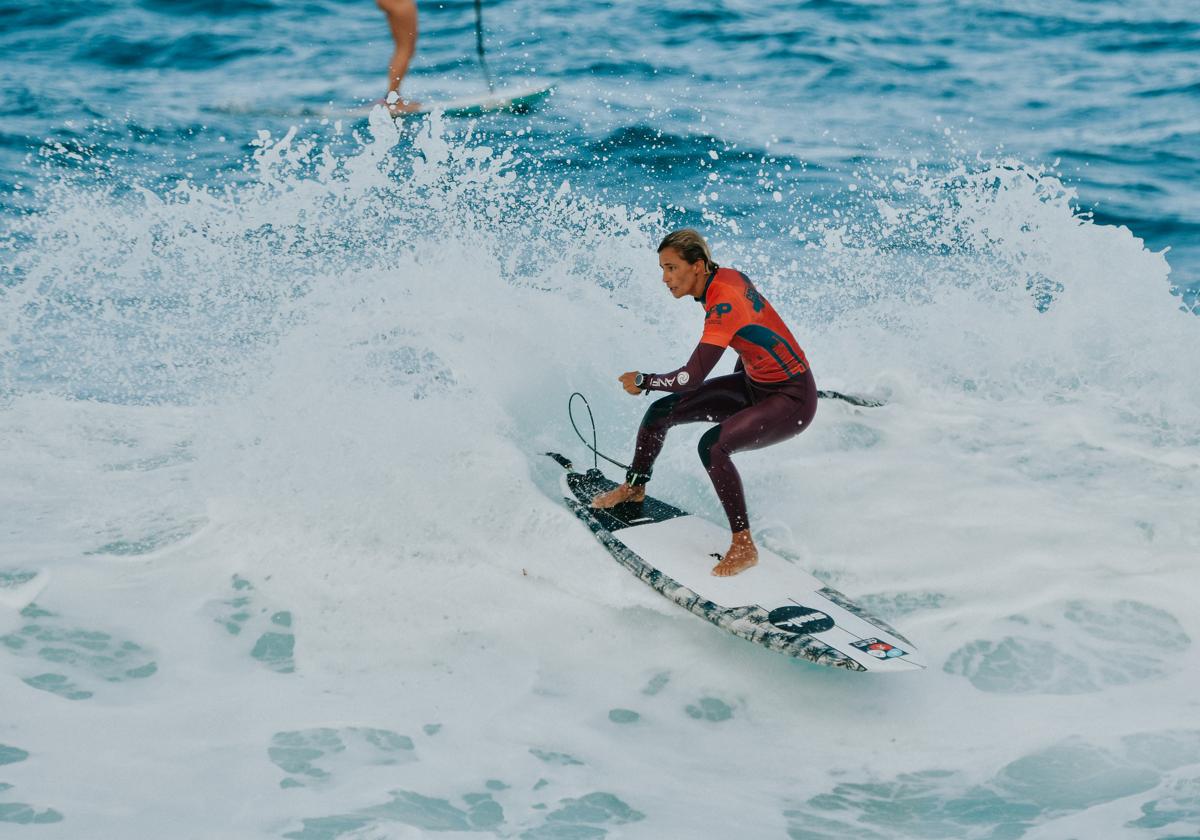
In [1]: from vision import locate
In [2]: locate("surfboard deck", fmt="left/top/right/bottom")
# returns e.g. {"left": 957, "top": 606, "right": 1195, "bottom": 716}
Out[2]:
{"left": 212, "top": 85, "right": 553, "bottom": 121}
{"left": 548, "top": 453, "right": 924, "bottom": 673}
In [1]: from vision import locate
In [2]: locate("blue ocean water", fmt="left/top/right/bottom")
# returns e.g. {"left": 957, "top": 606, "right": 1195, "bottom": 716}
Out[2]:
{"left": 1, "top": 1, "right": 1199, "bottom": 838}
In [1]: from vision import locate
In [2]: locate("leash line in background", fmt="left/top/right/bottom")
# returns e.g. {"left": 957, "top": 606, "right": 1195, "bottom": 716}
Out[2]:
{"left": 474, "top": 0, "right": 494, "bottom": 93}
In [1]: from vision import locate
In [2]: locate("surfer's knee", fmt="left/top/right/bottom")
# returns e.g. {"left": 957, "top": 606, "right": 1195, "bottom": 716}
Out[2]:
{"left": 641, "top": 393, "right": 681, "bottom": 430}
{"left": 698, "top": 425, "right": 723, "bottom": 469}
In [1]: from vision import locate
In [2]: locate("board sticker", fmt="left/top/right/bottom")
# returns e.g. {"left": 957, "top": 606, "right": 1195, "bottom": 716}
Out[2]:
{"left": 850, "top": 638, "right": 908, "bottom": 659}
{"left": 767, "top": 605, "right": 835, "bottom": 635}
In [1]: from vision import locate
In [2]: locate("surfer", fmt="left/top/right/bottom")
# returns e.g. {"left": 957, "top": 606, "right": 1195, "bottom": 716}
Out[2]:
{"left": 591, "top": 229, "right": 817, "bottom": 577}
{"left": 377, "top": 0, "right": 421, "bottom": 113}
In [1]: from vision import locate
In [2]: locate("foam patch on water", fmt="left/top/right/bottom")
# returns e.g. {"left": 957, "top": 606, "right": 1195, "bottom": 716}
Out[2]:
{"left": 784, "top": 730, "right": 1200, "bottom": 839}
{"left": 944, "top": 599, "right": 1190, "bottom": 695}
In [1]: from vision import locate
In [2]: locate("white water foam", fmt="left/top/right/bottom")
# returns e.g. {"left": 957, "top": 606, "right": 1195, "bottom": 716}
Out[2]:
{"left": 1, "top": 116, "right": 1198, "bottom": 837}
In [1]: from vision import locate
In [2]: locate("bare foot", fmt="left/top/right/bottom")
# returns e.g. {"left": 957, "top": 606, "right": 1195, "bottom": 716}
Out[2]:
{"left": 591, "top": 482, "right": 646, "bottom": 509}
{"left": 712, "top": 530, "right": 758, "bottom": 576}
{"left": 378, "top": 96, "right": 422, "bottom": 115}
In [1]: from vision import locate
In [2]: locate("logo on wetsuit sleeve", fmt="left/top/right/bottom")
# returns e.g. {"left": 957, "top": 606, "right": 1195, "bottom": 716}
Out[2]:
{"left": 850, "top": 638, "right": 908, "bottom": 659}
{"left": 705, "top": 302, "right": 733, "bottom": 320}
{"left": 767, "top": 605, "right": 835, "bottom": 635}
{"left": 744, "top": 287, "right": 764, "bottom": 312}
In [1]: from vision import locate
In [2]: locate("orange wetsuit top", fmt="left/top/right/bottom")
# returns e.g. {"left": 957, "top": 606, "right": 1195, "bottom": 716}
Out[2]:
{"left": 644, "top": 267, "right": 809, "bottom": 392}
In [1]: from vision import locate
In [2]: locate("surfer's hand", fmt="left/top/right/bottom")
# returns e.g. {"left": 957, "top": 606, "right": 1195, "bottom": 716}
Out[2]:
{"left": 619, "top": 371, "right": 642, "bottom": 395}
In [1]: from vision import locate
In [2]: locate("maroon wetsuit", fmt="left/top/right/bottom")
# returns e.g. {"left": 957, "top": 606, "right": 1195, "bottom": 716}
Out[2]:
{"left": 628, "top": 268, "right": 817, "bottom": 533}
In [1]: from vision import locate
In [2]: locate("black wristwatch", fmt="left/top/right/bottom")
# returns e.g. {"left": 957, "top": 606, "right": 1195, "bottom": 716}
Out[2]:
{"left": 634, "top": 373, "right": 645, "bottom": 390}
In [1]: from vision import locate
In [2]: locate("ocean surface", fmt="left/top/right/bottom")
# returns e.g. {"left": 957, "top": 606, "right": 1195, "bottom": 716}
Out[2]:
{"left": 2, "top": 0, "right": 1199, "bottom": 837}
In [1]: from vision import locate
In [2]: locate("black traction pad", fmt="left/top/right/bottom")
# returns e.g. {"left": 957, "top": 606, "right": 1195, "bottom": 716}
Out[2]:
{"left": 560, "top": 463, "right": 689, "bottom": 533}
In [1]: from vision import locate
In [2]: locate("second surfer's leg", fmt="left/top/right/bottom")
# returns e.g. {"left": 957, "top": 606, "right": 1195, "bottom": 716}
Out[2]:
{"left": 592, "top": 375, "right": 749, "bottom": 509}
{"left": 377, "top": 0, "right": 420, "bottom": 111}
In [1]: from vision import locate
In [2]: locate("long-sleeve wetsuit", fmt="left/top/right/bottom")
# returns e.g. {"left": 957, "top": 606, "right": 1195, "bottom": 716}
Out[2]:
{"left": 628, "top": 267, "right": 817, "bottom": 533}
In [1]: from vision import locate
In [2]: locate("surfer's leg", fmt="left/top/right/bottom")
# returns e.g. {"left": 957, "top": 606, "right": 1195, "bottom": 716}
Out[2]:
{"left": 699, "top": 377, "right": 818, "bottom": 575}
{"left": 377, "top": 0, "right": 420, "bottom": 109}
{"left": 592, "top": 374, "right": 749, "bottom": 509}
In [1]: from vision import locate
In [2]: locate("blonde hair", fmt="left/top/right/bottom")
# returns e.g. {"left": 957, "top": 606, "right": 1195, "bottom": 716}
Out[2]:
{"left": 657, "top": 228, "right": 718, "bottom": 273}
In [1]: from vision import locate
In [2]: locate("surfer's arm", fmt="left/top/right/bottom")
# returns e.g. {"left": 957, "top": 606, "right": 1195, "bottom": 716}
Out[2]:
{"left": 642, "top": 342, "right": 724, "bottom": 392}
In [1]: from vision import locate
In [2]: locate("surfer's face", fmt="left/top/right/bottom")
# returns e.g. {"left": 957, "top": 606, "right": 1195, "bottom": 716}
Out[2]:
{"left": 659, "top": 248, "right": 707, "bottom": 299}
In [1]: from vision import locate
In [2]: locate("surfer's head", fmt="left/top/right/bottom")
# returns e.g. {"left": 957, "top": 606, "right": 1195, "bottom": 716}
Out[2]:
{"left": 658, "top": 228, "right": 717, "bottom": 299}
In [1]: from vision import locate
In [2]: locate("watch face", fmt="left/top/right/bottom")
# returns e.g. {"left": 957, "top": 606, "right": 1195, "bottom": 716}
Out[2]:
{"left": 635, "top": 374, "right": 644, "bottom": 387}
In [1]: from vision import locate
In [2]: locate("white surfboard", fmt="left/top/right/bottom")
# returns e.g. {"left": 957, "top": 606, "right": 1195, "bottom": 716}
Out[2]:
{"left": 217, "top": 85, "right": 555, "bottom": 121}
{"left": 549, "top": 453, "right": 925, "bottom": 673}
{"left": 344, "top": 84, "right": 554, "bottom": 119}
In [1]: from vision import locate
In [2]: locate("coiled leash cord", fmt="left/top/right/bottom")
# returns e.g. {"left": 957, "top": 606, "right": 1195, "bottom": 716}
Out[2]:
{"left": 567, "top": 392, "right": 631, "bottom": 473}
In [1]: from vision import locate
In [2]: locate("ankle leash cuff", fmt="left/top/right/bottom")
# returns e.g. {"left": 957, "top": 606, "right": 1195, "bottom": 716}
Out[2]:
{"left": 625, "top": 469, "right": 652, "bottom": 487}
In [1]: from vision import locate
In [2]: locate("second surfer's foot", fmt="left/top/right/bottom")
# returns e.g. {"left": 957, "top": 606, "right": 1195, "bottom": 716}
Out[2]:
{"left": 591, "top": 482, "right": 646, "bottom": 509}
{"left": 379, "top": 96, "right": 422, "bottom": 115}
{"left": 712, "top": 530, "right": 758, "bottom": 577}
